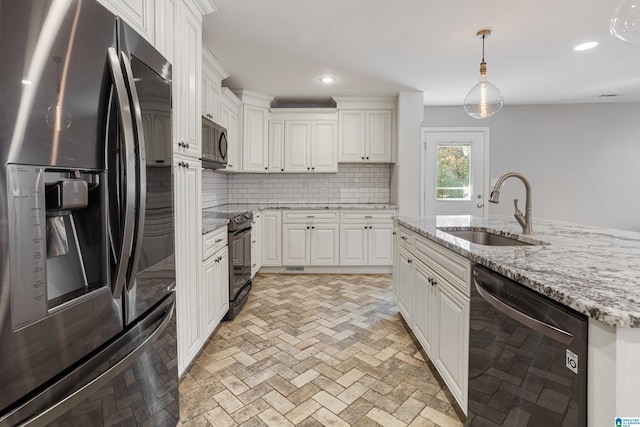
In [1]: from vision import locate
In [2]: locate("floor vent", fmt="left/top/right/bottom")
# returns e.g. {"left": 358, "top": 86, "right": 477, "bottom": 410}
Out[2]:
{"left": 285, "top": 266, "right": 304, "bottom": 272}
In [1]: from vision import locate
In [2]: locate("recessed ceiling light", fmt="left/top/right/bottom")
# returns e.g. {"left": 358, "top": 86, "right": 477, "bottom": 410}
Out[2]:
{"left": 574, "top": 41, "right": 598, "bottom": 51}
{"left": 319, "top": 76, "right": 336, "bottom": 84}
{"left": 21, "top": 79, "right": 32, "bottom": 85}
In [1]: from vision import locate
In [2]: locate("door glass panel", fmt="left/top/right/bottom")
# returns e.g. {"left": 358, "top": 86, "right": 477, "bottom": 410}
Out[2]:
{"left": 436, "top": 145, "right": 471, "bottom": 200}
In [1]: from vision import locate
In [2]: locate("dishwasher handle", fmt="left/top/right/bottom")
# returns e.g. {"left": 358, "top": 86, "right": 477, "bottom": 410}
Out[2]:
{"left": 474, "top": 278, "right": 574, "bottom": 345}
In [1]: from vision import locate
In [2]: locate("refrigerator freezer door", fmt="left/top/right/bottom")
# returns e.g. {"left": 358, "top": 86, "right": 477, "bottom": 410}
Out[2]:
{"left": 0, "top": 1, "right": 125, "bottom": 413}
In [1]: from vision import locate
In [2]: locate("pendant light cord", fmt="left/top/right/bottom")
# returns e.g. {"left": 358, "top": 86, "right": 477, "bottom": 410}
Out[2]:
{"left": 482, "top": 34, "right": 486, "bottom": 62}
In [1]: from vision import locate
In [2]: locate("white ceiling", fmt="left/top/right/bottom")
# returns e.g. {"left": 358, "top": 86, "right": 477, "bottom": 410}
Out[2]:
{"left": 202, "top": 0, "right": 640, "bottom": 106}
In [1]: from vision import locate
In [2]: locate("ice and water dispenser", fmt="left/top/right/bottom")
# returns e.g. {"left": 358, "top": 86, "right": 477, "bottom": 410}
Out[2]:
{"left": 7, "top": 165, "right": 108, "bottom": 330}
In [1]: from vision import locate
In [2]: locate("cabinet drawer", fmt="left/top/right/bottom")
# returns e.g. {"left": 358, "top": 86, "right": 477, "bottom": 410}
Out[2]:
{"left": 398, "top": 227, "right": 415, "bottom": 251}
{"left": 203, "top": 226, "right": 227, "bottom": 260}
{"left": 341, "top": 210, "right": 395, "bottom": 222}
{"left": 415, "top": 237, "right": 469, "bottom": 295}
{"left": 283, "top": 210, "right": 339, "bottom": 223}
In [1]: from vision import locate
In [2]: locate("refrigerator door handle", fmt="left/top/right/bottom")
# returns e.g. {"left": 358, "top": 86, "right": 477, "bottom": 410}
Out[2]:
{"left": 107, "top": 47, "right": 136, "bottom": 299}
{"left": 120, "top": 52, "right": 147, "bottom": 293}
{"left": 13, "top": 299, "right": 175, "bottom": 427}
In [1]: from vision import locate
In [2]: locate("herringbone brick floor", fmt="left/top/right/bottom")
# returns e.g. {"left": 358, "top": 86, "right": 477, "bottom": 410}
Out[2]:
{"left": 178, "top": 274, "right": 464, "bottom": 426}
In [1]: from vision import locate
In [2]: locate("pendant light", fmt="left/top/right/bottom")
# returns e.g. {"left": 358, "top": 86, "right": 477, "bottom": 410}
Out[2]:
{"left": 610, "top": 0, "right": 640, "bottom": 45}
{"left": 463, "top": 29, "right": 504, "bottom": 119}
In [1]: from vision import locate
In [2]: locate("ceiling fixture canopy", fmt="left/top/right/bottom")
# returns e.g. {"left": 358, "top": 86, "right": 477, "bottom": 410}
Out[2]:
{"left": 611, "top": 0, "right": 640, "bottom": 45}
{"left": 319, "top": 76, "right": 336, "bottom": 84}
{"left": 463, "top": 29, "right": 504, "bottom": 119}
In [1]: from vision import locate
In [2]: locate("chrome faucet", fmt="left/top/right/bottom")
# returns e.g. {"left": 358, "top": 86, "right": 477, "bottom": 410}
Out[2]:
{"left": 489, "top": 172, "right": 533, "bottom": 235}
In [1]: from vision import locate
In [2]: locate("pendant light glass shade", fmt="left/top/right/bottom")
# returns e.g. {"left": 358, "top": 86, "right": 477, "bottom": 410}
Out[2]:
{"left": 463, "top": 70, "right": 504, "bottom": 119}
{"left": 610, "top": 0, "right": 640, "bottom": 45}
{"left": 463, "top": 29, "right": 503, "bottom": 119}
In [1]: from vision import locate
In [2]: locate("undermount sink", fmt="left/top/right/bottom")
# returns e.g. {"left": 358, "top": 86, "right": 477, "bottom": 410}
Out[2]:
{"left": 437, "top": 227, "right": 548, "bottom": 247}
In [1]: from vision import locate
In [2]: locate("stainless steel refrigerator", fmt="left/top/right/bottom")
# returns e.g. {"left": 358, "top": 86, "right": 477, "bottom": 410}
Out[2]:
{"left": 0, "top": 1, "right": 178, "bottom": 425}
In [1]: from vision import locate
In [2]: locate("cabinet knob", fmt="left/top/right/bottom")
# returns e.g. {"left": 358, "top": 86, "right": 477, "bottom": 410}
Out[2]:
{"left": 215, "top": 238, "right": 223, "bottom": 243}
{"left": 306, "top": 226, "right": 310, "bottom": 229}
{"left": 401, "top": 236, "right": 408, "bottom": 241}
{"left": 361, "top": 156, "right": 365, "bottom": 160}
{"left": 408, "top": 259, "right": 412, "bottom": 264}
{"left": 265, "top": 167, "right": 268, "bottom": 170}
{"left": 312, "top": 226, "right": 315, "bottom": 229}
{"left": 307, "top": 167, "right": 310, "bottom": 171}
{"left": 311, "top": 167, "right": 315, "bottom": 171}
{"left": 281, "top": 168, "right": 284, "bottom": 171}
{"left": 366, "top": 157, "right": 369, "bottom": 160}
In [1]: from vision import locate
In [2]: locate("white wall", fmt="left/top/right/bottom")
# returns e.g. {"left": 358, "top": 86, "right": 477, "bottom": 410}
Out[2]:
{"left": 394, "top": 91, "right": 424, "bottom": 217}
{"left": 423, "top": 103, "right": 640, "bottom": 230}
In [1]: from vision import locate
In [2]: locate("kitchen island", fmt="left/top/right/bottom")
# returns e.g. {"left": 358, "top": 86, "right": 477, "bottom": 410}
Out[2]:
{"left": 394, "top": 214, "right": 640, "bottom": 426}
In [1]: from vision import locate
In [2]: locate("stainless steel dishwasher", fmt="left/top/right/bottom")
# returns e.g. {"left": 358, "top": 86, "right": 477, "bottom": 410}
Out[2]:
{"left": 467, "top": 265, "right": 588, "bottom": 426}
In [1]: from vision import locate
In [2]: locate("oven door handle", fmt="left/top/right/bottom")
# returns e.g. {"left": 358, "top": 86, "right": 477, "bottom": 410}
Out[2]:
{"left": 230, "top": 227, "right": 251, "bottom": 238}
{"left": 474, "top": 278, "right": 573, "bottom": 345}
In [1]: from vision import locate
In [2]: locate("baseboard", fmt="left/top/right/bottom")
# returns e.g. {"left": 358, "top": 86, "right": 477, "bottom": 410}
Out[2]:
{"left": 258, "top": 265, "right": 393, "bottom": 274}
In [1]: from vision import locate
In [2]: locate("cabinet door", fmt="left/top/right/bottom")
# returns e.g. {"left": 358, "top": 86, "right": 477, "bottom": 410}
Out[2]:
{"left": 311, "top": 225, "right": 339, "bottom": 265}
{"left": 311, "top": 121, "right": 337, "bottom": 172}
{"left": 282, "top": 224, "right": 309, "bottom": 266}
{"left": 220, "top": 101, "right": 240, "bottom": 171}
{"left": 340, "top": 224, "right": 367, "bottom": 265}
{"left": 392, "top": 226, "right": 399, "bottom": 302}
{"left": 154, "top": 0, "right": 176, "bottom": 63}
{"left": 216, "top": 246, "right": 229, "bottom": 323}
{"left": 201, "top": 68, "right": 212, "bottom": 119}
{"left": 269, "top": 120, "right": 285, "bottom": 172}
{"left": 201, "top": 254, "right": 218, "bottom": 339}
{"left": 396, "top": 247, "right": 413, "bottom": 324}
{"left": 284, "top": 121, "right": 311, "bottom": 172}
{"left": 251, "top": 213, "right": 262, "bottom": 277}
{"left": 413, "top": 259, "right": 437, "bottom": 358}
{"left": 261, "top": 211, "right": 282, "bottom": 266}
{"left": 366, "top": 110, "right": 392, "bottom": 162}
{"left": 98, "top": 0, "right": 154, "bottom": 43}
{"left": 175, "top": 2, "right": 201, "bottom": 157}
{"left": 242, "top": 105, "right": 269, "bottom": 172}
{"left": 174, "top": 159, "right": 202, "bottom": 374}
{"left": 338, "top": 110, "right": 365, "bottom": 162}
{"left": 368, "top": 224, "right": 393, "bottom": 265}
{"left": 435, "top": 282, "right": 468, "bottom": 408}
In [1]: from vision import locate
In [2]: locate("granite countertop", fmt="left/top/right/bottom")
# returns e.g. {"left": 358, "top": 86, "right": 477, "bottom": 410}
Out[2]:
{"left": 202, "top": 204, "right": 398, "bottom": 234}
{"left": 395, "top": 215, "right": 640, "bottom": 328}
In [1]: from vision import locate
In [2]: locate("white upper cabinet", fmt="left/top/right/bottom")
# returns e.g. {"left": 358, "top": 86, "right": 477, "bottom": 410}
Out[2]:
{"left": 338, "top": 109, "right": 393, "bottom": 163}
{"left": 202, "top": 49, "right": 229, "bottom": 123}
{"left": 154, "top": 0, "right": 176, "bottom": 63}
{"left": 268, "top": 120, "right": 285, "bottom": 172}
{"left": 366, "top": 110, "right": 393, "bottom": 162}
{"left": 174, "top": 1, "right": 202, "bottom": 158}
{"left": 284, "top": 121, "right": 312, "bottom": 172}
{"left": 269, "top": 110, "right": 338, "bottom": 173}
{"left": 98, "top": 0, "right": 154, "bottom": 43}
{"left": 335, "top": 96, "right": 396, "bottom": 164}
{"left": 233, "top": 90, "right": 273, "bottom": 173}
{"left": 220, "top": 88, "right": 242, "bottom": 172}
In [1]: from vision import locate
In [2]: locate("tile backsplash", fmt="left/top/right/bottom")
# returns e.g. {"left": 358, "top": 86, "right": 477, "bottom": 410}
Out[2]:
{"left": 202, "top": 164, "right": 391, "bottom": 208}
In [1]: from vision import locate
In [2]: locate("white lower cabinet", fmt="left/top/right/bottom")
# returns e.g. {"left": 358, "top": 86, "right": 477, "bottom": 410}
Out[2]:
{"left": 340, "top": 211, "right": 394, "bottom": 266}
{"left": 174, "top": 157, "right": 202, "bottom": 375}
{"left": 201, "top": 245, "right": 229, "bottom": 337}
{"left": 251, "top": 212, "right": 262, "bottom": 277}
{"left": 283, "top": 224, "right": 339, "bottom": 266}
{"left": 394, "top": 225, "right": 470, "bottom": 414}
{"left": 396, "top": 246, "right": 413, "bottom": 324}
{"left": 261, "top": 210, "right": 282, "bottom": 266}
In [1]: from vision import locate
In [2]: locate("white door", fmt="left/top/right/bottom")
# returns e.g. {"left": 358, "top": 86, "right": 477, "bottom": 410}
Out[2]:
{"left": 368, "top": 225, "right": 393, "bottom": 265}
{"left": 311, "top": 121, "right": 337, "bottom": 172}
{"left": 310, "top": 225, "right": 339, "bottom": 265}
{"left": 340, "top": 224, "right": 367, "bottom": 265}
{"left": 422, "top": 128, "right": 489, "bottom": 216}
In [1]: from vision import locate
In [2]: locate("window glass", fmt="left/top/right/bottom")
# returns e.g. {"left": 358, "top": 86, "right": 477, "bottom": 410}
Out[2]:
{"left": 436, "top": 145, "right": 471, "bottom": 200}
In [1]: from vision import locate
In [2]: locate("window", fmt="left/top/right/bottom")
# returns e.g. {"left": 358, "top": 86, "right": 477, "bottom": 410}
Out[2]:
{"left": 436, "top": 145, "right": 471, "bottom": 200}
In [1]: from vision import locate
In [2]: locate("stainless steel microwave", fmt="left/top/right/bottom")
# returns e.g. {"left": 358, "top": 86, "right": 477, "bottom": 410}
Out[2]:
{"left": 201, "top": 116, "right": 228, "bottom": 169}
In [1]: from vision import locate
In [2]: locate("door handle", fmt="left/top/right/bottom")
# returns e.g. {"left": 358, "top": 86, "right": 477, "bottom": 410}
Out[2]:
{"left": 121, "top": 52, "right": 147, "bottom": 293}
{"left": 106, "top": 47, "right": 135, "bottom": 300}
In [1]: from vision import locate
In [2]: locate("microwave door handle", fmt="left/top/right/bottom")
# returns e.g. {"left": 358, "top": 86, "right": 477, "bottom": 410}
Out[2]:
{"left": 219, "top": 132, "right": 228, "bottom": 160}
{"left": 120, "top": 52, "right": 147, "bottom": 292}
{"left": 107, "top": 47, "right": 136, "bottom": 299}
